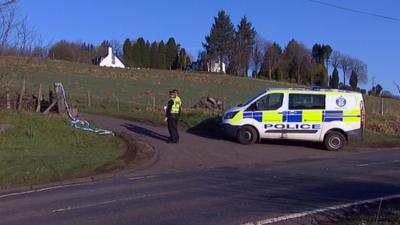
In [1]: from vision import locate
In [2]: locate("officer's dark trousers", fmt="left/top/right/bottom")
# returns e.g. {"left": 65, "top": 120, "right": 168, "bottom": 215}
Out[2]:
{"left": 167, "top": 115, "right": 179, "bottom": 143}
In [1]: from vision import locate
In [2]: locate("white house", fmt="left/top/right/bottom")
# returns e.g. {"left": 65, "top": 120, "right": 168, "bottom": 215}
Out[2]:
{"left": 93, "top": 47, "right": 125, "bottom": 68}
{"left": 207, "top": 60, "right": 226, "bottom": 73}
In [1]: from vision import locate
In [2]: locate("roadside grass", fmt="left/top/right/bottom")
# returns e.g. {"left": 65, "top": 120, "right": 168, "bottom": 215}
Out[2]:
{"left": 1, "top": 56, "right": 399, "bottom": 144}
{"left": 0, "top": 112, "right": 124, "bottom": 189}
{"left": 335, "top": 200, "right": 400, "bottom": 225}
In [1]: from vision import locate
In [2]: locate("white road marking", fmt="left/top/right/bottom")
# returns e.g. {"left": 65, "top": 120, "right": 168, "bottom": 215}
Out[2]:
{"left": 240, "top": 193, "right": 400, "bottom": 225}
{"left": 128, "top": 175, "right": 157, "bottom": 181}
{"left": 357, "top": 159, "right": 400, "bottom": 167}
{"left": 52, "top": 190, "right": 179, "bottom": 213}
{"left": 0, "top": 183, "right": 89, "bottom": 200}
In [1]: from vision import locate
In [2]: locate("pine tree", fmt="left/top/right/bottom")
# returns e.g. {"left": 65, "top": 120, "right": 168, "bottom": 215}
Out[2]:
{"left": 123, "top": 38, "right": 132, "bottom": 66}
{"left": 203, "top": 10, "right": 235, "bottom": 73}
{"left": 133, "top": 37, "right": 146, "bottom": 67}
{"left": 150, "top": 41, "right": 159, "bottom": 68}
{"left": 330, "top": 67, "right": 339, "bottom": 88}
{"left": 166, "top": 37, "right": 178, "bottom": 70}
{"left": 233, "top": 16, "right": 256, "bottom": 76}
{"left": 178, "top": 48, "right": 189, "bottom": 70}
{"left": 350, "top": 70, "right": 358, "bottom": 90}
{"left": 143, "top": 41, "right": 150, "bottom": 68}
{"left": 158, "top": 41, "right": 166, "bottom": 69}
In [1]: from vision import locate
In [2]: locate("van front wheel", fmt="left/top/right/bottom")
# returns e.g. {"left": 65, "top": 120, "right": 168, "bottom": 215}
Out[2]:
{"left": 237, "top": 126, "right": 257, "bottom": 145}
{"left": 324, "top": 131, "right": 346, "bottom": 151}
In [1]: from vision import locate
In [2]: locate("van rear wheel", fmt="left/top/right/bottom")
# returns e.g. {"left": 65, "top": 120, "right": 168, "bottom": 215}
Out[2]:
{"left": 324, "top": 131, "right": 346, "bottom": 151}
{"left": 237, "top": 126, "right": 257, "bottom": 145}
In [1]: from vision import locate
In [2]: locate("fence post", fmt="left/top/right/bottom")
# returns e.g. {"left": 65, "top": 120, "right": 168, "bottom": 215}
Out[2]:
{"left": 115, "top": 95, "right": 120, "bottom": 112}
{"left": 5, "top": 86, "right": 10, "bottom": 110}
{"left": 54, "top": 83, "right": 66, "bottom": 115}
{"left": 87, "top": 90, "right": 91, "bottom": 107}
{"left": 381, "top": 97, "right": 384, "bottom": 116}
{"left": 36, "top": 83, "right": 42, "bottom": 112}
{"left": 153, "top": 95, "right": 156, "bottom": 112}
{"left": 17, "top": 79, "right": 26, "bottom": 111}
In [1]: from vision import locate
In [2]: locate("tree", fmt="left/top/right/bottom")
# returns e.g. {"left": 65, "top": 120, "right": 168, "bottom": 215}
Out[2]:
{"left": 165, "top": 37, "right": 177, "bottom": 70}
{"left": 122, "top": 38, "right": 132, "bottom": 66}
{"left": 368, "top": 84, "right": 383, "bottom": 96}
{"left": 158, "top": 40, "right": 166, "bottom": 69}
{"left": 177, "top": 48, "right": 189, "bottom": 70}
{"left": 330, "top": 50, "right": 341, "bottom": 70}
{"left": 339, "top": 53, "right": 351, "bottom": 86}
{"left": 395, "top": 82, "right": 400, "bottom": 96}
{"left": 261, "top": 42, "right": 282, "bottom": 80}
{"left": 149, "top": 41, "right": 159, "bottom": 68}
{"left": 349, "top": 57, "right": 368, "bottom": 84}
{"left": 232, "top": 16, "right": 256, "bottom": 76}
{"left": 349, "top": 70, "right": 358, "bottom": 90}
{"left": 250, "top": 35, "right": 266, "bottom": 77}
{"left": 330, "top": 67, "right": 339, "bottom": 88}
{"left": 311, "top": 44, "right": 332, "bottom": 69}
{"left": 284, "top": 39, "right": 309, "bottom": 84}
{"left": 203, "top": 10, "right": 235, "bottom": 73}
{"left": 132, "top": 37, "right": 146, "bottom": 68}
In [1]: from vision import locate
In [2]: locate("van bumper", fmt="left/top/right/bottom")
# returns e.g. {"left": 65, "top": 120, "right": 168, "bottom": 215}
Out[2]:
{"left": 346, "top": 128, "right": 364, "bottom": 142}
{"left": 221, "top": 124, "right": 239, "bottom": 137}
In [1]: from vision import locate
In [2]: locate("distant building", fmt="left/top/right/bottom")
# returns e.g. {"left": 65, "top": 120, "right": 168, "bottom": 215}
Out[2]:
{"left": 207, "top": 60, "right": 225, "bottom": 73}
{"left": 92, "top": 47, "right": 125, "bottom": 68}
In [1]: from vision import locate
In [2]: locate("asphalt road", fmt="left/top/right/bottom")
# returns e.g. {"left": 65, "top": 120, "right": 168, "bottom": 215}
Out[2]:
{"left": 1, "top": 114, "right": 399, "bottom": 225}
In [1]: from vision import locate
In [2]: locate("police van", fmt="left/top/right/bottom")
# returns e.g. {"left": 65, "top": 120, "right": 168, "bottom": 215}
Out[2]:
{"left": 222, "top": 88, "right": 365, "bottom": 150}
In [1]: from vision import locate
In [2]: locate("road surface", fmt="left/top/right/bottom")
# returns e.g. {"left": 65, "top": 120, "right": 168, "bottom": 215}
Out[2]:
{"left": 0, "top": 114, "right": 399, "bottom": 225}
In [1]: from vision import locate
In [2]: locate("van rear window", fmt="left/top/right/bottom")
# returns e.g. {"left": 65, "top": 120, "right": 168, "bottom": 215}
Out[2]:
{"left": 289, "top": 94, "right": 325, "bottom": 110}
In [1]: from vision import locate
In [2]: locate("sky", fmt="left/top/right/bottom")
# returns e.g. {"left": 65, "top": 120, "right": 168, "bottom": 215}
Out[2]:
{"left": 18, "top": 0, "right": 400, "bottom": 94}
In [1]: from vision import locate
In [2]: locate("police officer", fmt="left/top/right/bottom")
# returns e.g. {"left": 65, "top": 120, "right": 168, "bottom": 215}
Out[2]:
{"left": 165, "top": 89, "right": 182, "bottom": 143}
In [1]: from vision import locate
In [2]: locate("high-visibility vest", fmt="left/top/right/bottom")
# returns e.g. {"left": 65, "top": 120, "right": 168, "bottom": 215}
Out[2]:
{"left": 171, "top": 96, "right": 182, "bottom": 114}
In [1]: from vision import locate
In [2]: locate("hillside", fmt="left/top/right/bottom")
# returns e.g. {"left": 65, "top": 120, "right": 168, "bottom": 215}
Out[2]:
{"left": 0, "top": 57, "right": 399, "bottom": 138}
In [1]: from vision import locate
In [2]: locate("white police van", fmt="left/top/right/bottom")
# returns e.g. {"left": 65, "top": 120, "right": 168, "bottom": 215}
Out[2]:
{"left": 222, "top": 88, "right": 365, "bottom": 150}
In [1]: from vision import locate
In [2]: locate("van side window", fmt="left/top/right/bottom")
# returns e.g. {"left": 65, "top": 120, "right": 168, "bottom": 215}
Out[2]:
{"left": 289, "top": 94, "right": 325, "bottom": 110}
{"left": 254, "top": 93, "right": 283, "bottom": 111}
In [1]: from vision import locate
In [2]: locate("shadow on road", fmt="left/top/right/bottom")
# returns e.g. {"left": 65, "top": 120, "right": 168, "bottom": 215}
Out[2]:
{"left": 122, "top": 123, "right": 169, "bottom": 142}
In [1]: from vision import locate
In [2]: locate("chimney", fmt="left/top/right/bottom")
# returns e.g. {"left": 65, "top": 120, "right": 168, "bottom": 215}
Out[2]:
{"left": 108, "top": 47, "right": 113, "bottom": 56}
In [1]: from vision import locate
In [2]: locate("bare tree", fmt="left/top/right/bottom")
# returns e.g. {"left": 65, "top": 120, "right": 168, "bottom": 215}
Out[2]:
{"left": 349, "top": 57, "right": 368, "bottom": 84}
{"left": 330, "top": 50, "right": 340, "bottom": 69}
{"left": 339, "top": 53, "right": 351, "bottom": 85}
{"left": 251, "top": 35, "right": 267, "bottom": 78}
{"left": 395, "top": 82, "right": 400, "bottom": 96}
{"left": 0, "top": 2, "right": 16, "bottom": 54}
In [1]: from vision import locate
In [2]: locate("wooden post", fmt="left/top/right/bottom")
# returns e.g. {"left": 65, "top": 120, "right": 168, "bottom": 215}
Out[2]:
{"left": 381, "top": 97, "right": 384, "bottom": 116}
{"left": 87, "top": 90, "right": 91, "bottom": 107}
{"left": 54, "top": 83, "right": 65, "bottom": 115}
{"left": 115, "top": 95, "right": 120, "bottom": 112}
{"left": 5, "top": 86, "right": 10, "bottom": 110}
{"left": 36, "top": 84, "right": 42, "bottom": 112}
{"left": 17, "top": 79, "right": 26, "bottom": 111}
{"left": 152, "top": 95, "right": 156, "bottom": 112}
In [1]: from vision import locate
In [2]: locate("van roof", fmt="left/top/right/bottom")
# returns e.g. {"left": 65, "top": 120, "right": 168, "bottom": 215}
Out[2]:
{"left": 266, "top": 88, "right": 361, "bottom": 95}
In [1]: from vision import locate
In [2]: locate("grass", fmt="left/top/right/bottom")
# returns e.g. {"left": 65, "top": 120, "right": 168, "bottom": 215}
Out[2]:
{"left": 1, "top": 56, "right": 399, "bottom": 143}
{"left": 335, "top": 200, "right": 400, "bottom": 225}
{"left": 0, "top": 112, "right": 124, "bottom": 189}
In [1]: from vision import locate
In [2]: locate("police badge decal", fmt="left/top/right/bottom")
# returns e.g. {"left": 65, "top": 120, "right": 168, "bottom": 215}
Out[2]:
{"left": 336, "top": 96, "right": 347, "bottom": 107}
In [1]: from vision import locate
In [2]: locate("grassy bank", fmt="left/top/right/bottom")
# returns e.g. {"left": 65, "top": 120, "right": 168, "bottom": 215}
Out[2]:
{"left": 0, "top": 112, "right": 124, "bottom": 189}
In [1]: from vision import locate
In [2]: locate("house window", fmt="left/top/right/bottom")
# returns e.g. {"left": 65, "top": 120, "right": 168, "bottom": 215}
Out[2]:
{"left": 112, "top": 54, "right": 116, "bottom": 65}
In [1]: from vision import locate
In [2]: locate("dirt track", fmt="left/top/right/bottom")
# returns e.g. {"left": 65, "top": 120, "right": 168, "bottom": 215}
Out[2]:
{"left": 82, "top": 113, "right": 377, "bottom": 176}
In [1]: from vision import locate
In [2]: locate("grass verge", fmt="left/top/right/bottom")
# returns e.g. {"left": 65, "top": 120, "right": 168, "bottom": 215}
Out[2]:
{"left": 0, "top": 112, "right": 124, "bottom": 189}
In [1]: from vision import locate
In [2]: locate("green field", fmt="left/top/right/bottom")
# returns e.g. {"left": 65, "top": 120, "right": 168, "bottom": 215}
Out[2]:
{"left": 0, "top": 112, "right": 124, "bottom": 189}
{"left": 1, "top": 56, "right": 399, "bottom": 141}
